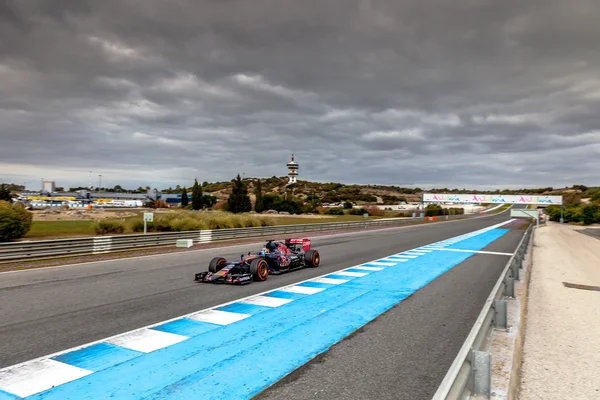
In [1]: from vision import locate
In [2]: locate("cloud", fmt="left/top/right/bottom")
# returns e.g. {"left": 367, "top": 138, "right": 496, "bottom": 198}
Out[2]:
{"left": 1, "top": 0, "right": 599, "bottom": 191}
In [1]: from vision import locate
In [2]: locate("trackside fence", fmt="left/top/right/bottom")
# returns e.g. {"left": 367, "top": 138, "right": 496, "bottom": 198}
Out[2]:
{"left": 0, "top": 215, "right": 472, "bottom": 263}
{"left": 431, "top": 223, "right": 534, "bottom": 400}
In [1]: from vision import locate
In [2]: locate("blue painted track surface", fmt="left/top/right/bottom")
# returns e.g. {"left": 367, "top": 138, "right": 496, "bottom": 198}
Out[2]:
{"left": 1, "top": 225, "right": 511, "bottom": 400}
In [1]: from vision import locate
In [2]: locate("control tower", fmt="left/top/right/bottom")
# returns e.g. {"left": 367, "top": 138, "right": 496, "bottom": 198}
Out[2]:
{"left": 287, "top": 154, "right": 298, "bottom": 185}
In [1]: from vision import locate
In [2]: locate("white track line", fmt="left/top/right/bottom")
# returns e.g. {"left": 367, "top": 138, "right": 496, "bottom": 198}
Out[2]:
{"left": 240, "top": 295, "right": 294, "bottom": 307}
{"left": 189, "top": 309, "right": 251, "bottom": 325}
{"left": 334, "top": 271, "right": 369, "bottom": 277}
{"left": 280, "top": 285, "right": 325, "bottom": 295}
{"left": 105, "top": 329, "right": 188, "bottom": 353}
{"left": 352, "top": 266, "right": 384, "bottom": 271}
{"left": 0, "top": 359, "right": 93, "bottom": 398}
{"left": 364, "top": 261, "right": 397, "bottom": 266}
{"left": 310, "top": 277, "right": 349, "bottom": 285}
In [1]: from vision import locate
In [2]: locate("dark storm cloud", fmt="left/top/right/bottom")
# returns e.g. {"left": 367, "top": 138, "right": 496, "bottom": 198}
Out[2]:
{"left": 1, "top": 0, "right": 599, "bottom": 190}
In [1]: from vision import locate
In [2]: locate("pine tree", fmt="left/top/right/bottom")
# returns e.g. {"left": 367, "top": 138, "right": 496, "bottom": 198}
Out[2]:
{"left": 227, "top": 174, "right": 251, "bottom": 213}
{"left": 254, "top": 179, "right": 264, "bottom": 213}
{"left": 191, "top": 179, "right": 203, "bottom": 210}
{"left": 180, "top": 186, "right": 188, "bottom": 207}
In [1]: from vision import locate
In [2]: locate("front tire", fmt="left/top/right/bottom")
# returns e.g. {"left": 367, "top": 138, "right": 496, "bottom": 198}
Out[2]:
{"left": 304, "top": 250, "right": 320, "bottom": 267}
{"left": 209, "top": 257, "right": 227, "bottom": 273}
{"left": 250, "top": 259, "right": 269, "bottom": 281}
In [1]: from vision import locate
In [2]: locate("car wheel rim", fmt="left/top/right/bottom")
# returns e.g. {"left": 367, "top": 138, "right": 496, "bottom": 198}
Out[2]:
{"left": 259, "top": 262, "right": 268, "bottom": 279}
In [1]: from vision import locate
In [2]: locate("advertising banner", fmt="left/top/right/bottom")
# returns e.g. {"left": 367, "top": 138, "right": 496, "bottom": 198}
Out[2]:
{"left": 423, "top": 193, "right": 563, "bottom": 205}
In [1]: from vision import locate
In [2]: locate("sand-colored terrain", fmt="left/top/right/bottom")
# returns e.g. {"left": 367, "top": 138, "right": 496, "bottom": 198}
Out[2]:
{"left": 519, "top": 223, "right": 600, "bottom": 399}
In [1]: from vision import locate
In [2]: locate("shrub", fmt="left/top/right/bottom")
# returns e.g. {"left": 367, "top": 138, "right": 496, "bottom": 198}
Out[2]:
{"left": 259, "top": 217, "right": 273, "bottom": 226}
{"left": 325, "top": 207, "right": 344, "bottom": 215}
{"left": 206, "top": 214, "right": 234, "bottom": 229}
{"left": 170, "top": 217, "right": 208, "bottom": 231}
{"left": 277, "top": 200, "right": 303, "bottom": 215}
{"left": 582, "top": 205, "right": 600, "bottom": 225}
{"left": 546, "top": 205, "right": 562, "bottom": 222}
{"left": 0, "top": 201, "right": 33, "bottom": 241}
{"left": 154, "top": 215, "right": 176, "bottom": 232}
{"left": 94, "top": 220, "right": 125, "bottom": 235}
{"left": 425, "top": 204, "right": 443, "bottom": 216}
{"left": 131, "top": 219, "right": 153, "bottom": 232}
{"left": 564, "top": 206, "right": 582, "bottom": 223}
{"left": 349, "top": 207, "right": 368, "bottom": 215}
{"left": 364, "top": 206, "right": 385, "bottom": 216}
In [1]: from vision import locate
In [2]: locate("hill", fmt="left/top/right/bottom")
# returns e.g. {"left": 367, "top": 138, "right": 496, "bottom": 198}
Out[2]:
{"left": 199, "top": 178, "right": 599, "bottom": 206}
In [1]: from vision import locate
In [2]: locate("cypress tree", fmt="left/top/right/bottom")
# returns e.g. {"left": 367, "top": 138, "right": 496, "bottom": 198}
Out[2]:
{"left": 180, "top": 186, "right": 188, "bottom": 207}
{"left": 227, "top": 174, "right": 251, "bottom": 213}
{"left": 191, "top": 179, "right": 203, "bottom": 210}
{"left": 254, "top": 179, "right": 264, "bottom": 213}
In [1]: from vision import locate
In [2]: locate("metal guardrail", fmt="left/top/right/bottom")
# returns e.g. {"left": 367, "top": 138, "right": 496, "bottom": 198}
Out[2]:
{"left": 0, "top": 215, "right": 472, "bottom": 262}
{"left": 431, "top": 223, "right": 534, "bottom": 400}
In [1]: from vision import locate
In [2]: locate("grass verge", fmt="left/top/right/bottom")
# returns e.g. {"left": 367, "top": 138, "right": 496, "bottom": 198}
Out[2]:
{"left": 24, "top": 213, "right": 390, "bottom": 239}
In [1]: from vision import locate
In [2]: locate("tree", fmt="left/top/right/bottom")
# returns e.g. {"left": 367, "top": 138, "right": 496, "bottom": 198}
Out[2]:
{"left": 0, "top": 184, "right": 11, "bottom": 201}
{"left": 0, "top": 201, "right": 32, "bottom": 241}
{"left": 181, "top": 186, "right": 189, "bottom": 207}
{"left": 227, "top": 174, "right": 251, "bottom": 213}
{"left": 254, "top": 179, "right": 264, "bottom": 213}
{"left": 582, "top": 205, "right": 600, "bottom": 225}
{"left": 191, "top": 179, "right": 203, "bottom": 210}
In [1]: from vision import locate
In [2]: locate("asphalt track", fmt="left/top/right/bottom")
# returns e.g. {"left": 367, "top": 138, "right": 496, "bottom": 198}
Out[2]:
{"left": 0, "top": 210, "right": 523, "bottom": 399}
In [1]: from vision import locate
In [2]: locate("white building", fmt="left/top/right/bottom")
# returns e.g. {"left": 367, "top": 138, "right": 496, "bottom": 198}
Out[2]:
{"left": 43, "top": 180, "right": 56, "bottom": 193}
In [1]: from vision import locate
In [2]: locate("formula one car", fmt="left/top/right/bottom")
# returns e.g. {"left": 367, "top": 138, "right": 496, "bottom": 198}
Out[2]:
{"left": 194, "top": 238, "right": 320, "bottom": 285}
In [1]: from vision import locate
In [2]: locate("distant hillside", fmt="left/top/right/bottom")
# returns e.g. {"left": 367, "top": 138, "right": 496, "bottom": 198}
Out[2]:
{"left": 200, "top": 178, "right": 599, "bottom": 205}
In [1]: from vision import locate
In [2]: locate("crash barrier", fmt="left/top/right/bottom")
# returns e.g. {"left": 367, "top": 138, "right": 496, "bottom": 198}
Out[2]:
{"left": 0, "top": 215, "right": 473, "bottom": 263}
{"left": 431, "top": 223, "right": 534, "bottom": 400}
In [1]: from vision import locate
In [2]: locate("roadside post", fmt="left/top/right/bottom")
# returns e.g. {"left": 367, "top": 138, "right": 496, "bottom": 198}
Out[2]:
{"left": 143, "top": 212, "right": 154, "bottom": 234}
{"left": 560, "top": 206, "right": 564, "bottom": 224}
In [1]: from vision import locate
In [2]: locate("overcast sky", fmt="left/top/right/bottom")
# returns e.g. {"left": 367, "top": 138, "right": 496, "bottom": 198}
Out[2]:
{"left": 1, "top": 0, "right": 599, "bottom": 191}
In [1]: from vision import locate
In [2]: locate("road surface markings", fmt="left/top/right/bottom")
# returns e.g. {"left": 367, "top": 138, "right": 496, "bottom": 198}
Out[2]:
{"left": 429, "top": 248, "right": 513, "bottom": 256}
{"left": 240, "top": 295, "right": 294, "bottom": 307}
{"left": 189, "top": 309, "right": 251, "bottom": 325}
{"left": 0, "top": 219, "right": 516, "bottom": 399}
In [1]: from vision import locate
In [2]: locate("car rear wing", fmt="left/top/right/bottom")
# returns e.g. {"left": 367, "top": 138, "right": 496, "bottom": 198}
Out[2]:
{"left": 286, "top": 238, "right": 311, "bottom": 252}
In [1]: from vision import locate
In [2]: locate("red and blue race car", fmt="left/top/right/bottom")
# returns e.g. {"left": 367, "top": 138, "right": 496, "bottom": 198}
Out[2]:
{"left": 194, "top": 238, "right": 320, "bottom": 285}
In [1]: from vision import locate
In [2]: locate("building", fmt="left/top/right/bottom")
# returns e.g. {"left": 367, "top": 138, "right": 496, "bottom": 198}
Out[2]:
{"left": 287, "top": 154, "right": 298, "bottom": 185}
{"left": 42, "top": 180, "right": 56, "bottom": 193}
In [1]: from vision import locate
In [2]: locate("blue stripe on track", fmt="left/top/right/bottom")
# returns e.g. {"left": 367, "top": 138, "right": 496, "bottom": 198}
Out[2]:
{"left": 52, "top": 343, "right": 143, "bottom": 372}
{"left": 344, "top": 268, "right": 375, "bottom": 273}
{"left": 0, "top": 389, "right": 17, "bottom": 400}
{"left": 29, "top": 227, "right": 509, "bottom": 400}
{"left": 446, "top": 228, "right": 509, "bottom": 250}
{"left": 215, "top": 303, "right": 271, "bottom": 315}
{"left": 297, "top": 281, "right": 336, "bottom": 289}
{"left": 151, "top": 318, "right": 220, "bottom": 337}
{"left": 325, "top": 273, "right": 360, "bottom": 280}
{"left": 260, "top": 290, "right": 308, "bottom": 300}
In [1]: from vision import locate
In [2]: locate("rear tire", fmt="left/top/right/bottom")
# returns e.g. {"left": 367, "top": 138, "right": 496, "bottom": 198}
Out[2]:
{"left": 208, "top": 257, "right": 227, "bottom": 273}
{"left": 304, "top": 250, "right": 320, "bottom": 267}
{"left": 250, "top": 259, "right": 269, "bottom": 281}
